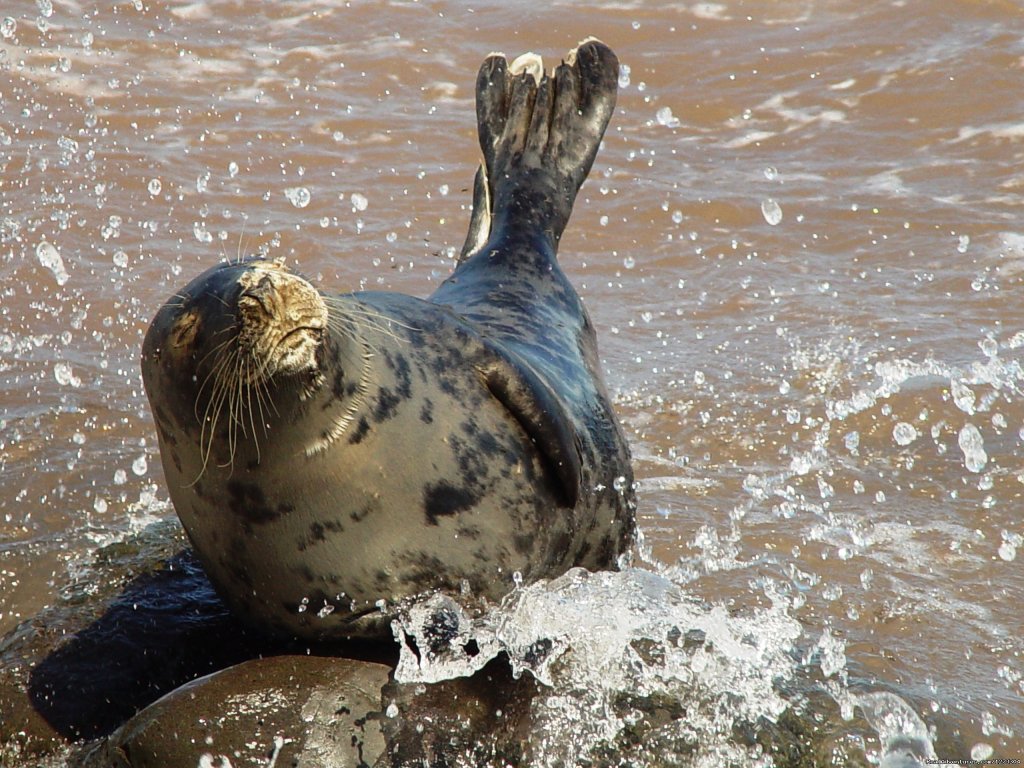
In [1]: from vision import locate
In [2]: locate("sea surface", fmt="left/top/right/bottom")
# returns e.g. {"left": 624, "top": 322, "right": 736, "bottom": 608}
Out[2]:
{"left": 1, "top": 0, "right": 1022, "bottom": 763}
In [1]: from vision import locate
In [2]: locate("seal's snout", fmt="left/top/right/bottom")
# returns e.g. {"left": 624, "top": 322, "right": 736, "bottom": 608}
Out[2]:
{"left": 234, "top": 265, "right": 328, "bottom": 380}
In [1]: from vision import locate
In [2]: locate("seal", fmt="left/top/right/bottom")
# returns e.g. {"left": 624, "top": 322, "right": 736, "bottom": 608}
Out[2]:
{"left": 141, "top": 39, "right": 635, "bottom": 640}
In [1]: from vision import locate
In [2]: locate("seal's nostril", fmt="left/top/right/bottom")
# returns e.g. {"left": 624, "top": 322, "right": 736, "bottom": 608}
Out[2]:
{"left": 240, "top": 280, "right": 275, "bottom": 316}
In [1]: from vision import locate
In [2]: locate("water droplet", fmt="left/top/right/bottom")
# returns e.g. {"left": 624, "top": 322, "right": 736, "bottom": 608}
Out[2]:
{"left": 761, "top": 198, "right": 783, "bottom": 226}
{"left": 764, "top": 167, "right": 778, "bottom": 181}
{"left": 100, "top": 214, "right": 122, "bottom": 241}
{"left": 844, "top": 431, "right": 860, "bottom": 453}
{"left": 36, "top": 0, "right": 53, "bottom": 17}
{"left": 386, "top": 231, "right": 398, "bottom": 243}
{"left": 350, "top": 192, "right": 368, "bottom": 212}
{"left": 196, "top": 171, "right": 210, "bottom": 194}
{"left": 998, "top": 541, "right": 1017, "bottom": 562}
{"left": 94, "top": 497, "right": 108, "bottom": 513}
{"left": 816, "top": 628, "right": 846, "bottom": 677}
{"left": 317, "top": 602, "right": 335, "bottom": 619}
{"left": 892, "top": 422, "right": 918, "bottom": 446}
{"left": 979, "top": 336, "right": 998, "bottom": 358}
{"left": 438, "top": 184, "right": 449, "bottom": 196}
{"left": 36, "top": 241, "right": 69, "bottom": 285}
{"left": 132, "top": 455, "right": 148, "bottom": 476}
{"left": 599, "top": 215, "right": 608, "bottom": 227}
{"left": 385, "top": 702, "right": 399, "bottom": 718}
{"left": 623, "top": 256, "right": 636, "bottom": 269}
{"left": 958, "top": 423, "right": 988, "bottom": 473}
{"left": 971, "top": 743, "right": 993, "bottom": 761}
{"left": 112, "top": 250, "right": 129, "bottom": 268}
{"left": 655, "top": 106, "right": 679, "bottom": 128}
{"left": 284, "top": 186, "right": 311, "bottom": 208}
{"left": 617, "top": 63, "right": 631, "bottom": 88}
{"left": 950, "top": 380, "right": 976, "bottom": 415}
{"left": 957, "top": 234, "right": 970, "bottom": 254}
{"left": 147, "top": 178, "right": 162, "bottom": 196}
{"left": 54, "top": 361, "right": 81, "bottom": 387}
{"left": 113, "top": 468, "right": 127, "bottom": 485}
{"left": 193, "top": 222, "right": 213, "bottom": 243}
{"left": 0, "top": 17, "right": 16, "bottom": 39}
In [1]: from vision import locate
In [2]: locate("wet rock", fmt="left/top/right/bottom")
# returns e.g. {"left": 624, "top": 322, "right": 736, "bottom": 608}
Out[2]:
{"left": 0, "top": 521, "right": 284, "bottom": 764}
{"left": 379, "top": 657, "right": 540, "bottom": 767}
{"left": 75, "top": 655, "right": 390, "bottom": 768}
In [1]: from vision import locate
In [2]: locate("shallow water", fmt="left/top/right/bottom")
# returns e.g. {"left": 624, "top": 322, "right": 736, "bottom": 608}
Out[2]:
{"left": 1, "top": 0, "right": 1022, "bottom": 762}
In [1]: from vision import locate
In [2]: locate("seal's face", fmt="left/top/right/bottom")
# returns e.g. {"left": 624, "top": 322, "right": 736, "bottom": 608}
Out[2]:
{"left": 142, "top": 259, "right": 330, "bottom": 475}
{"left": 234, "top": 264, "right": 327, "bottom": 385}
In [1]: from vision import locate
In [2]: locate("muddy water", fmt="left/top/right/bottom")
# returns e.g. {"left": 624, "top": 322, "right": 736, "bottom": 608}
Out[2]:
{"left": 1, "top": 0, "right": 1022, "bottom": 760}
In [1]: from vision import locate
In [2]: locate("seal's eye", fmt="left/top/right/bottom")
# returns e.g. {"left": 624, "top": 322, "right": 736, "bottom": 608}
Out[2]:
{"left": 171, "top": 310, "right": 200, "bottom": 349}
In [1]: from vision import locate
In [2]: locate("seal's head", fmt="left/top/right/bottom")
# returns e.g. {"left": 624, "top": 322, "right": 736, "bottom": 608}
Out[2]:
{"left": 142, "top": 259, "right": 331, "bottom": 475}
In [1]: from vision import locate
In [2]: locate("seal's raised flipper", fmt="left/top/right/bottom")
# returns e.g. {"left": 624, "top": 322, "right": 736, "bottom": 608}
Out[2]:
{"left": 458, "top": 164, "right": 490, "bottom": 261}
{"left": 458, "top": 39, "right": 619, "bottom": 263}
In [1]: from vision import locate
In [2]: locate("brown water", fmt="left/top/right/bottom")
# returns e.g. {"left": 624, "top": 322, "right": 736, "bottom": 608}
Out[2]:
{"left": 2, "top": 0, "right": 1022, "bottom": 760}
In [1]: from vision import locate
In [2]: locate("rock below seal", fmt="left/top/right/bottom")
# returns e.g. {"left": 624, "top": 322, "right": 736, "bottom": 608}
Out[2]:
{"left": 76, "top": 655, "right": 390, "bottom": 768}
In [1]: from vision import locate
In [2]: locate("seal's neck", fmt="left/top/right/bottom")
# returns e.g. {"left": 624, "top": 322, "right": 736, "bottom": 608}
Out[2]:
{"left": 299, "top": 296, "right": 375, "bottom": 458}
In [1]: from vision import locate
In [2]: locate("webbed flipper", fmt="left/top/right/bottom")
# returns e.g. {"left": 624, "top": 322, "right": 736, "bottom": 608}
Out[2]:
{"left": 475, "top": 343, "right": 582, "bottom": 509}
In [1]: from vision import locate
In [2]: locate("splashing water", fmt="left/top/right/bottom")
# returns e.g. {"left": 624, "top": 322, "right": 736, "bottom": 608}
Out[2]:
{"left": 847, "top": 692, "right": 937, "bottom": 767}
{"left": 392, "top": 567, "right": 933, "bottom": 767}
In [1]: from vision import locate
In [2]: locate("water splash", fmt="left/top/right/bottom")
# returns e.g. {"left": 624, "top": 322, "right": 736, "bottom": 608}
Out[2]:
{"left": 849, "top": 692, "right": 937, "bottom": 767}
{"left": 395, "top": 567, "right": 806, "bottom": 766}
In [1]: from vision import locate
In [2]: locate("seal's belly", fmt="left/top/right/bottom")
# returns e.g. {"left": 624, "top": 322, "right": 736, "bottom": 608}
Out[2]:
{"left": 162, "top": 355, "right": 571, "bottom": 639}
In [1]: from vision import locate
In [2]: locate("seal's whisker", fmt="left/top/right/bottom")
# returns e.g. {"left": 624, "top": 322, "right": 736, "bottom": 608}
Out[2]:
{"left": 324, "top": 312, "right": 398, "bottom": 354}
{"left": 323, "top": 297, "right": 420, "bottom": 339}
{"left": 244, "top": 380, "right": 261, "bottom": 465}
{"left": 236, "top": 217, "right": 249, "bottom": 265}
{"left": 255, "top": 369, "right": 279, "bottom": 419}
{"left": 207, "top": 360, "right": 237, "bottom": 471}
{"left": 188, "top": 350, "right": 236, "bottom": 486}
{"left": 241, "top": 356, "right": 262, "bottom": 465}
{"left": 194, "top": 337, "right": 238, "bottom": 422}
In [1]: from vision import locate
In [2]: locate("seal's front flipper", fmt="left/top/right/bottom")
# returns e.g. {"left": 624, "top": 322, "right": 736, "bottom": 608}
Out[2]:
{"left": 475, "top": 345, "right": 582, "bottom": 509}
{"left": 460, "top": 39, "right": 619, "bottom": 260}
